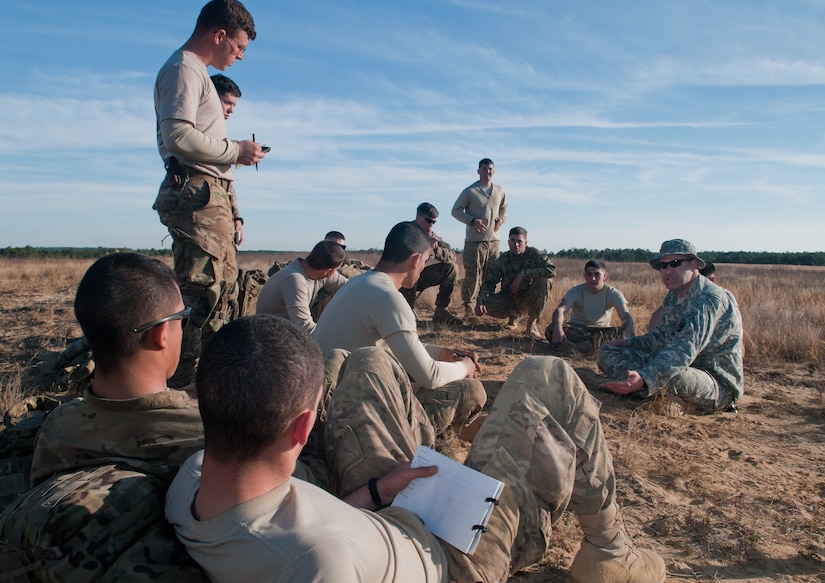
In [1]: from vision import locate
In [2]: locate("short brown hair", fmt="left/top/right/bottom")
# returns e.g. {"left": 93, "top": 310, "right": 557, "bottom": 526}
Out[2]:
{"left": 197, "top": 316, "right": 324, "bottom": 463}
{"left": 195, "top": 0, "right": 256, "bottom": 41}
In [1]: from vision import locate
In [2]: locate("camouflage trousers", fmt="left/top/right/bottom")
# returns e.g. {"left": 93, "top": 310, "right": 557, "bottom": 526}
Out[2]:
{"left": 547, "top": 323, "right": 624, "bottom": 354}
{"left": 400, "top": 261, "right": 457, "bottom": 310}
{"left": 483, "top": 277, "right": 552, "bottom": 322}
{"left": 597, "top": 345, "right": 734, "bottom": 411}
{"left": 324, "top": 348, "right": 615, "bottom": 582}
{"left": 461, "top": 240, "right": 500, "bottom": 312}
{"left": 153, "top": 176, "right": 238, "bottom": 388}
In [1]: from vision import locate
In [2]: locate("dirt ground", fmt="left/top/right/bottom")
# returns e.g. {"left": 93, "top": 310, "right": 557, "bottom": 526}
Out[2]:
{"left": 413, "top": 304, "right": 825, "bottom": 583}
{"left": 1, "top": 261, "right": 824, "bottom": 582}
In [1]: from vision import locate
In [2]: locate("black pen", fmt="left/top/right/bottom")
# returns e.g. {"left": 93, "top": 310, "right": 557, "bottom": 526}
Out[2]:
{"left": 253, "top": 133, "right": 258, "bottom": 171}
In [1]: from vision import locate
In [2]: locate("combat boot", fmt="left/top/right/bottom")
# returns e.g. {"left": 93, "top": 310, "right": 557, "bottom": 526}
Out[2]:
{"left": 525, "top": 318, "right": 541, "bottom": 339}
{"left": 433, "top": 307, "right": 463, "bottom": 326}
{"left": 568, "top": 503, "right": 665, "bottom": 583}
{"left": 506, "top": 315, "right": 521, "bottom": 330}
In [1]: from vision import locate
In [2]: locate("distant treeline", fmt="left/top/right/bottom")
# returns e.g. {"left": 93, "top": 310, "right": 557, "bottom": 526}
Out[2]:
{"left": 553, "top": 248, "right": 825, "bottom": 266}
{"left": 2, "top": 246, "right": 824, "bottom": 266}
{"left": 0, "top": 246, "right": 172, "bottom": 259}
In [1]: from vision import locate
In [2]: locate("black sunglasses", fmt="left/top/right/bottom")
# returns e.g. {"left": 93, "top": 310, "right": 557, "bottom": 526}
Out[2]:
{"left": 132, "top": 306, "right": 192, "bottom": 334}
{"left": 656, "top": 258, "right": 689, "bottom": 270}
{"left": 422, "top": 216, "right": 436, "bottom": 225}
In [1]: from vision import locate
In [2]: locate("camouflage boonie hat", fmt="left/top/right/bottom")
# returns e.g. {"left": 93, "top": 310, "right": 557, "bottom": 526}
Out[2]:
{"left": 649, "top": 239, "right": 706, "bottom": 269}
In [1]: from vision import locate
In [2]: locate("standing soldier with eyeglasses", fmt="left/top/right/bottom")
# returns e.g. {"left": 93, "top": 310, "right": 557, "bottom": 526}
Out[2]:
{"left": 152, "top": 0, "right": 265, "bottom": 388}
{"left": 593, "top": 239, "right": 744, "bottom": 416}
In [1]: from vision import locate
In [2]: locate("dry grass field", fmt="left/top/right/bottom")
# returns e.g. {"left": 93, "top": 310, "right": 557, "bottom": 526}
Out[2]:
{"left": 1, "top": 253, "right": 824, "bottom": 582}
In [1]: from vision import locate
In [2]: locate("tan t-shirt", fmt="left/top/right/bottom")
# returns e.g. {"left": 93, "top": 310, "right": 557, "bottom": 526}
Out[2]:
{"left": 313, "top": 271, "right": 466, "bottom": 389}
{"left": 563, "top": 283, "right": 628, "bottom": 328}
{"left": 154, "top": 49, "right": 234, "bottom": 180}
{"left": 166, "top": 451, "right": 450, "bottom": 583}
{"left": 256, "top": 259, "right": 347, "bottom": 334}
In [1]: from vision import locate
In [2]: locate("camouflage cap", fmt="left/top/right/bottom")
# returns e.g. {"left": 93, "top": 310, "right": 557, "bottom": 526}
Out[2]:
{"left": 649, "top": 239, "right": 706, "bottom": 269}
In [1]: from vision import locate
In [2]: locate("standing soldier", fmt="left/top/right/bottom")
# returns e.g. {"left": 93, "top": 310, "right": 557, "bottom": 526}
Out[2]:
{"left": 452, "top": 158, "right": 507, "bottom": 319}
{"left": 152, "top": 0, "right": 265, "bottom": 387}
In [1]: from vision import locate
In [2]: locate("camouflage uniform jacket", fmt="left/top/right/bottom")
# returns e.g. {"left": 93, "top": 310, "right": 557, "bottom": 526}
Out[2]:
{"left": 478, "top": 247, "right": 556, "bottom": 300}
{"left": 30, "top": 387, "right": 204, "bottom": 486}
{"left": 430, "top": 234, "right": 456, "bottom": 265}
{"left": 629, "top": 276, "right": 744, "bottom": 400}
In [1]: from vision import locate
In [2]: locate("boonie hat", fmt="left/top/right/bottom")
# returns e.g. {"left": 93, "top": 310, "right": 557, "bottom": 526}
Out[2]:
{"left": 649, "top": 239, "right": 706, "bottom": 269}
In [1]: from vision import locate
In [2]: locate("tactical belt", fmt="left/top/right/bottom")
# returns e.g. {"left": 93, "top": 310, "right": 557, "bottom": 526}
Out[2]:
{"left": 184, "top": 169, "right": 232, "bottom": 190}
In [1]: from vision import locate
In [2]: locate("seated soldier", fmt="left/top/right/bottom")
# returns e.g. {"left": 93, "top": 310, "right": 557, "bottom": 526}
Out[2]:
{"left": 548, "top": 259, "right": 634, "bottom": 353}
{"left": 256, "top": 240, "right": 346, "bottom": 334}
{"left": 475, "top": 226, "right": 555, "bottom": 339}
{"left": 595, "top": 241, "right": 743, "bottom": 416}
{"left": 648, "top": 261, "right": 716, "bottom": 331}
{"left": 314, "top": 221, "right": 486, "bottom": 435}
{"left": 309, "top": 231, "right": 372, "bottom": 321}
{"left": 0, "top": 252, "right": 206, "bottom": 581}
{"left": 399, "top": 202, "right": 462, "bottom": 325}
{"left": 166, "top": 315, "right": 666, "bottom": 583}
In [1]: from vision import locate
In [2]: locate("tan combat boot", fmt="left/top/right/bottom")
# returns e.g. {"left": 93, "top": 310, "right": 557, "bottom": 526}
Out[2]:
{"left": 525, "top": 318, "right": 542, "bottom": 339}
{"left": 433, "top": 307, "right": 463, "bottom": 326}
{"left": 568, "top": 503, "right": 665, "bottom": 583}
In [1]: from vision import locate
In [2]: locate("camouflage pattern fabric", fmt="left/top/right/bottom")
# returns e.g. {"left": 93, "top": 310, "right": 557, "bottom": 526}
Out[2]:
{"left": 461, "top": 240, "right": 500, "bottom": 313}
{"left": 547, "top": 322, "right": 624, "bottom": 354}
{"left": 0, "top": 464, "right": 206, "bottom": 583}
{"left": 311, "top": 259, "right": 372, "bottom": 321}
{"left": 0, "top": 398, "right": 61, "bottom": 511}
{"left": 235, "top": 268, "right": 268, "bottom": 318}
{"left": 412, "top": 378, "right": 486, "bottom": 435}
{"left": 400, "top": 261, "right": 457, "bottom": 310}
{"left": 153, "top": 175, "right": 238, "bottom": 387}
{"left": 477, "top": 247, "right": 555, "bottom": 322}
{"left": 324, "top": 347, "right": 615, "bottom": 582}
{"left": 30, "top": 387, "right": 203, "bottom": 486}
{"left": 597, "top": 276, "right": 743, "bottom": 411}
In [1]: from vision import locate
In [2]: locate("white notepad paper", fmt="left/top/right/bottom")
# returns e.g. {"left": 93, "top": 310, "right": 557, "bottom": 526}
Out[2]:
{"left": 391, "top": 445, "right": 505, "bottom": 554}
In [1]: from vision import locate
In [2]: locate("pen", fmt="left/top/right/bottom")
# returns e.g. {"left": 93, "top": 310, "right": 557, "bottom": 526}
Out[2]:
{"left": 253, "top": 133, "right": 258, "bottom": 171}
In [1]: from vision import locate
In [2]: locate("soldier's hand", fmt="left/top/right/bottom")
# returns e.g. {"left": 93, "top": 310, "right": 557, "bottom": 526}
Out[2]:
{"left": 509, "top": 274, "right": 524, "bottom": 294}
{"left": 494, "top": 217, "right": 503, "bottom": 231}
{"left": 474, "top": 302, "right": 487, "bottom": 316}
{"left": 474, "top": 218, "right": 488, "bottom": 234}
{"left": 601, "top": 370, "right": 644, "bottom": 395}
{"left": 236, "top": 140, "right": 266, "bottom": 166}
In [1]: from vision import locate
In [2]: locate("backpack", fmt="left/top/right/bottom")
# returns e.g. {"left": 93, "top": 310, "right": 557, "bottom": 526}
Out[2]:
{"left": 0, "top": 464, "right": 206, "bottom": 583}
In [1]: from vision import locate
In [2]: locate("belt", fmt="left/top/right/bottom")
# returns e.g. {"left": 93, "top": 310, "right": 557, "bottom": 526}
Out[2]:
{"left": 184, "top": 169, "right": 232, "bottom": 190}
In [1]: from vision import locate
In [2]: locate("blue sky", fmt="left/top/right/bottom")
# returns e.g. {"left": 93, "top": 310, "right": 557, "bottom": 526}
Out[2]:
{"left": 3, "top": 0, "right": 824, "bottom": 253}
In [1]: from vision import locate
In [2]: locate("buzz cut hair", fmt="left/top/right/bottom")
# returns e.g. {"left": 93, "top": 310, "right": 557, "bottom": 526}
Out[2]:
{"left": 74, "top": 253, "right": 180, "bottom": 373}
{"left": 380, "top": 221, "right": 431, "bottom": 264}
{"left": 197, "top": 316, "right": 324, "bottom": 463}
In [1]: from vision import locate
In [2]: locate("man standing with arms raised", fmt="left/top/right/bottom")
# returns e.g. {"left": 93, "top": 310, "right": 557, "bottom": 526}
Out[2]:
{"left": 452, "top": 158, "right": 508, "bottom": 319}
{"left": 153, "top": 0, "right": 265, "bottom": 387}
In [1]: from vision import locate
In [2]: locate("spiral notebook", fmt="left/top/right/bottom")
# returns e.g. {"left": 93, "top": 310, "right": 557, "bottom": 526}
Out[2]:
{"left": 391, "top": 445, "right": 504, "bottom": 554}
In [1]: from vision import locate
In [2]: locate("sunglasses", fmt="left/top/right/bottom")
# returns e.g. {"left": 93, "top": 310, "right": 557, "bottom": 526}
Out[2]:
{"left": 422, "top": 216, "right": 436, "bottom": 225}
{"left": 656, "top": 258, "right": 689, "bottom": 270}
{"left": 132, "top": 306, "right": 192, "bottom": 334}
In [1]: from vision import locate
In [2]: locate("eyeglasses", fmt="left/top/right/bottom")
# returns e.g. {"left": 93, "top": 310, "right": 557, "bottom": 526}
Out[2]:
{"left": 224, "top": 35, "right": 247, "bottom": 55}
{"left": 131, "top": 307, "right": 192, "bottom": 334}
{"left": 656, "top": 258, "right": 689, "bottom": 270}
{"left": 420, "top": 216, "right": 436, "bottom": 225}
